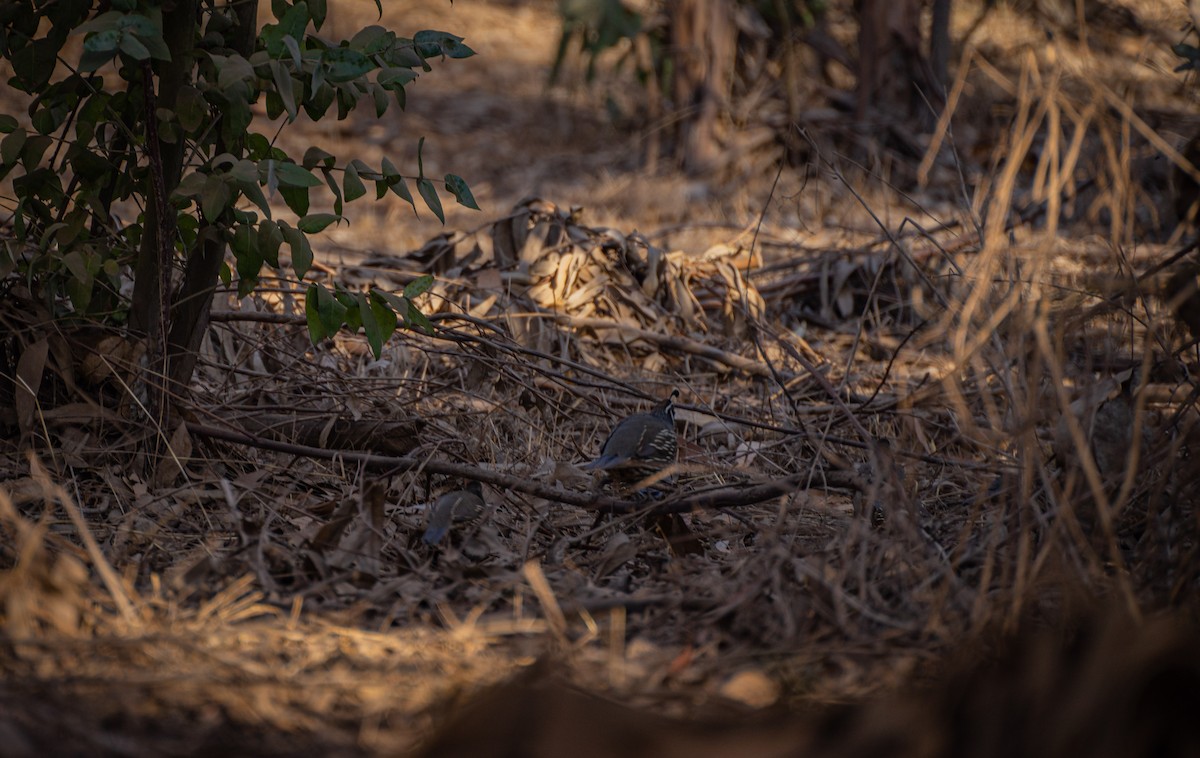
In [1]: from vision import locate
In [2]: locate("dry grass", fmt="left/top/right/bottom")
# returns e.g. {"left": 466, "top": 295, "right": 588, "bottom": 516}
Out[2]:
{"left": 3, "top": 0, "right": 1200, "bottom": 754}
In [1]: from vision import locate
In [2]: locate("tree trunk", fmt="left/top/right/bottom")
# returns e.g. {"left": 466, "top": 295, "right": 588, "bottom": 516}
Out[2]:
{"left": 670, "top": 0, "right": 737, "bottom": 175}
{"left": 128, "top": 0, "right": 199, "bottom": 417}
{"left": 856, "top": 0, "right": 926, "bottom": 123}
{"left": 127, "top": 0, "right": 198, "bottom": 424}
{"left": 165, "top": 0, "right": 258, "bottom": 391}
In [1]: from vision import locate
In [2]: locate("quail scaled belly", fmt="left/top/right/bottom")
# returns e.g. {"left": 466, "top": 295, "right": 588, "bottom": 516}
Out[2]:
{"left": 584, "top": 390, "right": 679, "bottom": 488}
{"left": 422, "top": 481, "right": 485, "bottom": 545}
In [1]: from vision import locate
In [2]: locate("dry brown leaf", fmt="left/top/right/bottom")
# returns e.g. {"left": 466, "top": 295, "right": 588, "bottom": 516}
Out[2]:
{"left": 15, "top": 338, "right": 48, "bottom": 437}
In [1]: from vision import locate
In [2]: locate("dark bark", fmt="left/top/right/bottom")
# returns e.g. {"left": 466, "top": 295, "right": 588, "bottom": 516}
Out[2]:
{"left": 129, "top": 0, "right": 199, "bottom": 340}
{"left": 670, "top": 0, "right": 736, "bottom": 174}
{"left": 164, "top": 1, "right": 259, "bottom": 392}
{"left": 855, "top": 0, "right": 926, "bottom": 123}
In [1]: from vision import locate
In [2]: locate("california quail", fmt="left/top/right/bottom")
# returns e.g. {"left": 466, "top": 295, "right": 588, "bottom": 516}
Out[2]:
{"left": 422, "top": 481, "right": 485, "bottom": 545}
{"left": 583, "top": 390, "right": 679, "bottom": 489}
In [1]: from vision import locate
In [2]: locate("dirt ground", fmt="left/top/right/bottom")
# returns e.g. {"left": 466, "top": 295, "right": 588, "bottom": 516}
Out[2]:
{"left": 3, "top": 1, "right": 1200, "bottom": 755}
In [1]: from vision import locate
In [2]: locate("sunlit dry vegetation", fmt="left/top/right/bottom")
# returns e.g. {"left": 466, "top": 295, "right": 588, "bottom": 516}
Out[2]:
{"left": 2, "top": 0, "right": 1200, "bottom": 754}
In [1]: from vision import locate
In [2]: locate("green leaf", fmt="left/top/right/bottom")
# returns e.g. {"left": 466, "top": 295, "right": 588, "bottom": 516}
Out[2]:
{"left": 175, "top": 85, "right": 207, "bottom": 132}
{"left": 380, "top": 156, "right": 414, "bottom": 208}
{"left": 0, "top": 115, "right": 17, "bottom": 133}
{"left": 304, "top": 81, "right": 334, "bottom": 119}
{"left": 31, "top": 102, "right": 67, "bottom": 135}
{"left": 389, "top": 176, "right": 414, "bottom": 207}
{"left": 368, "top": 292, "right": 398, "bottom": 357}
{"left": 11, "top": 37, "right": 63, "bottom": 90}
{"left": 279, "top": 185, "right": 310, "bottom": 216}
{"left": 305, "top": 282, "right": 345, "bottom": 343}
{"left": 115, "top": 13, "right": 158, "bottom": 37}
{"left": 119, "top": 31, "right": 151, "bottom": 61}
{"left": 322, "top": 48, "right": 372, "bottom": 82}
{"left": 69, "top": 149, "right": 112, "bottom": 181}
{"left": 371, "top": 82, "right": 388, "bottom": 117}
{"left": 298, "top": 213, "right": 339, "bottom": 233}
{"left": 378, "top": 67, "right": 417, "bottom": 90}
{"left": 357, "top": 292, "right": 385, "bottom": 358}
{"left": 444, "top": 174, "right": 479, "bottom": 210}
{"left": 417, "top": 177, "right": 444, "bottom": 223}
{"left": 407, "top": 301, "right": 433, "bottom": 335}
{"left": 270, "top": 60, "right": 298, "bottom": 120}
{"left": 220, "top": 97, "right": 253, "bottom": 148}
{"left": 320, "top": 168, "right": 343, "bottom": 215}
{"left": 349, "top": 159, "right": 378, "bottom": 180}
{"left": 61, "top": 247, "right": 92, "bottom": 282}
{"left": 172, "top": 170, "right": 207, "bottom": 200}
{"left": 233, "top": 223, "right": 263, "bottom": 297}
{"left": 343, "top": 161, "right": 366, "bottom": 201}
{"left": 283, "top": 35, "right": 304, "bottom": 69}
{"left": 21, "top": 135, "right": 53, "bottom": 166}
{"left": 309, "top": 0, "right": 328, "bottom": 30}
{"left": 73, "top": 10, "right": 123, "bottom": 35}
{"left": 233, "top": 207, "right": 259, "bottom": 226}
{"left": 83, "top": 29, "right": 121, "bottom": 54}
{"left": 403, "top": 274, "right": 434, "bottom": 299}
{"left": 385, "top": 39, "right": 426, "bottom": 70}
{"left": 228, "top": 158, "right": 256, "bottom": 183}
{"left": 281, "top": 222, "right": 314, "bottom": 278}
{"left": 302, "top": 146, "right": 335, "bottom": 169}
{"left": 246, "top": 132, "right": 272, "bottom": 160}
{"left": 1, "top": 128, "right": 27, "bottom": 166}
{"left": 416, "top": 135, "right": 427, "bottom": 178}
{"left": 236, "top": 171, "right": 272, "bottom": 220}
{"left": 177, "top": 214, "right": 199, "bottom": 248}
{"left": 272, "top": 160, "right": 322, "bottom": 188}
{"left": 138, "top": 30, "right": 172, "bottom": 61}
{"left": 373, "top": 290, "right": 407, "bottom": 312}
{"left": 200, "top": 174, "right": 232, "bottom": 221}
{"left": 78, "top": 45, "right": 118, "bottom": 72}
{"left": 413, "top": 30, "right": 475, "bottom": 60}
{"left": 351, "top": 26, "right": 395, "bottom": 55}
{"left": 262, "top": 2, "right": 309, "bottom": 56}
{"left": 216, "top": 54, "right": 256, "bottom": 91}
{"left": 265, "top": 89, "right": 285, "bottom": 120}
{"left": 335, "top": 83, "right": 355, "bottom": 119}
{"left": 62, "top": 249, "right": 94, "bottom": 313}
{"left": 258, "top": 219, "right": 283, "bottom": 267}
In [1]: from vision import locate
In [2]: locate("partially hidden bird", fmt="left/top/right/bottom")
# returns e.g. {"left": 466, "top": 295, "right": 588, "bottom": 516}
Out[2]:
{"left": 422, "top": 481, "right": 485, "bottom": 545}
{"left": 583, "top": 390, "right": 679, "bottom": 489}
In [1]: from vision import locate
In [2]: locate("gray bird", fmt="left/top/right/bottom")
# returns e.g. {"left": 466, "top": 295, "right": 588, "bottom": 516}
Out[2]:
{"left": 583, "top": 390, "right": 679, "bottom": 488}
{"left": 422, "top": 481, "right": 485, "bottom": 545}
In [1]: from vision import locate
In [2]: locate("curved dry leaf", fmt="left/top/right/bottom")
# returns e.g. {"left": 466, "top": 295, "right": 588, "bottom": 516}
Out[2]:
{"left": 833, "top": 259, "right": 858, "bottom": 318}
{"left": 552, "top": 250, "right": 584, "bottom": 303}
{"left": 15, "top": 338, "right": 49, "bottom": 437}
{"left": 153, "top": 422, "right": 193, "bottom": 489}
{"left": 668, "top": 273, "right": 702, "bottom": 331}
{"left": 564, "top": 277, "right": 608, "bottom": 311}
{"left": 594, "top": 531, "right": 637, "bottom": 579}
{"left": 641, "top": 245, "right": 665, "bottom": 297}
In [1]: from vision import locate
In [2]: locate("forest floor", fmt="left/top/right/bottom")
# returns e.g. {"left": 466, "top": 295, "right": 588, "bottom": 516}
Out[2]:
{"left": 3, "top": 1, "right": 1200, "bottom": 755}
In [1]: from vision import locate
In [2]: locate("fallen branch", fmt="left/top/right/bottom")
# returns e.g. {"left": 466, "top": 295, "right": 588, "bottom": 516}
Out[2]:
{"left": 185, "top": 420, "right": 813, "bottom": 515}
